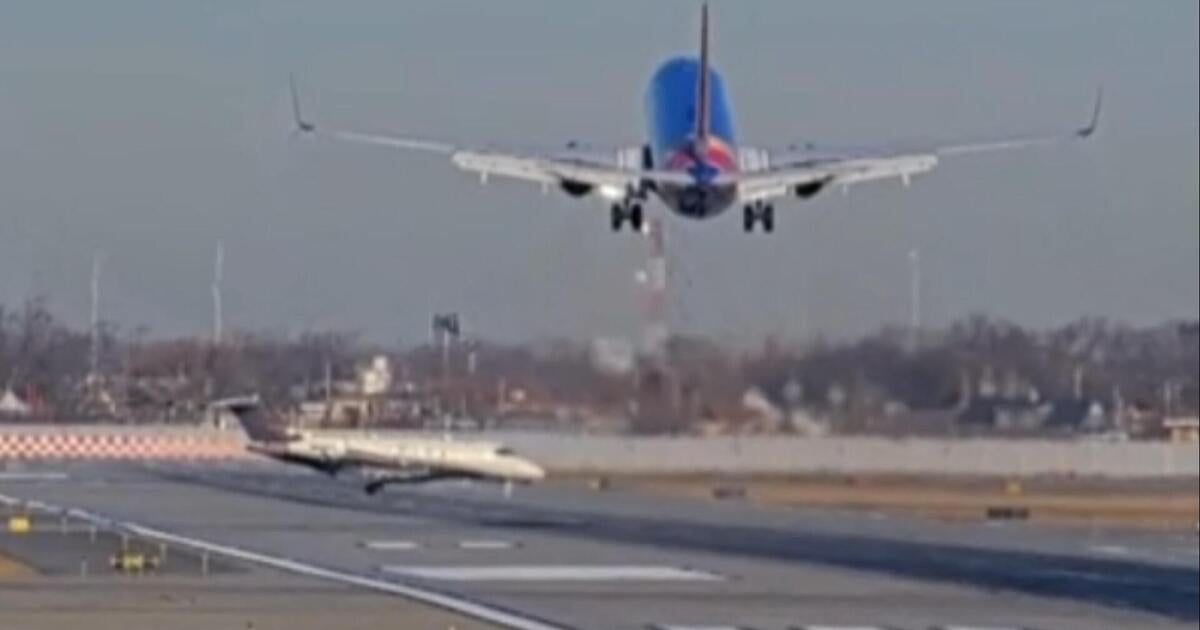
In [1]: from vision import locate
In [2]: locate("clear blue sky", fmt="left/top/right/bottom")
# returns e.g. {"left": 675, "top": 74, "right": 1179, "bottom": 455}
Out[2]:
{"left": 1, "top": 1, "right": 1196, "bottom": 343}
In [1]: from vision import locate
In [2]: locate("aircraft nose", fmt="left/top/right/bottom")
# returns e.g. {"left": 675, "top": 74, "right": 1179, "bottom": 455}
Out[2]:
{"left": 517, "top": 460, "right": 546, "bottom": 482}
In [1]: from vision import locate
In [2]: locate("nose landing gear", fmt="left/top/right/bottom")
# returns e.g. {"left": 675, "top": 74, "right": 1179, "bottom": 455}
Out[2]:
{"left": 743, "top": 201, "right": 775, "bottom": 233}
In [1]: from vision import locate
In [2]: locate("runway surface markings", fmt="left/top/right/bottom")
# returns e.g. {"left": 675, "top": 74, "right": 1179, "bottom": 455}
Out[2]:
{"left": 458, "top": 539, "right": 518, "bottom": 550}
{"left": 647, "top": 625, "right": 750, "bottom": 630}
{"left": 1089, "top": 544, "right": 1132, "bottom": 556}
{"left": 361, "top": 539, "right": 422, "bottom": 550}
{"left": 0, "top": 491, "right": 568, "bottom": 630}
{"left": 796, "top": 626, "right": 896, "bottom": 630}
{"left": 934, "top": 626, "right": 1030, "bottom": 630}
{"left": 381, "top": 564, "right": 724, "bottom": 582}
{"left": 0, "top": 471, "right": 69, "bottom": 481}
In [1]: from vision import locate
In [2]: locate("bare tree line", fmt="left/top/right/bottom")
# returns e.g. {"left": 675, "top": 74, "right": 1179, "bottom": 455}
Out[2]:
{"left": 1, "top": 296, "right": 1196, "bottom": 431}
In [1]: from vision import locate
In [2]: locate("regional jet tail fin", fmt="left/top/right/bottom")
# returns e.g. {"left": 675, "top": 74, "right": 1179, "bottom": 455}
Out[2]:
{"left": 695, "top": 2, "right": 711, "bottom": 141}
{"left": 213, "top": 395, "right": 296, "bottom": 443}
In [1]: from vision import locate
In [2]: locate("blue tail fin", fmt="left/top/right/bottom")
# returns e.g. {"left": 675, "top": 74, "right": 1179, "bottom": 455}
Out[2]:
{"left": 695, "top": 3, "right": 711, "bottom": 141}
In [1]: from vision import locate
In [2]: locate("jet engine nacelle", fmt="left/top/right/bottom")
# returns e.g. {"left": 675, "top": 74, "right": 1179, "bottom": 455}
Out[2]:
{"left": 794, "top": 178, "right": 832, "bottom": 200}
{"left": 559, "top": 179, "right": 595, "bottom": 197}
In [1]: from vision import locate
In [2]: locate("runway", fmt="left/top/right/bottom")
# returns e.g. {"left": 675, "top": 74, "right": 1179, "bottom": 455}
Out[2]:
{"left": 2, "top": 461, "right": 1196, "bottom": 630}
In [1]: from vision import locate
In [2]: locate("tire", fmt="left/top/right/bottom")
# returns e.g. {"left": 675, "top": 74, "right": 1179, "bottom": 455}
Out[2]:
{"left": 630, "top": 204, "right": 644, "bottom": 232}
{"left": 610, "top": 204, "right": 624, "bottom": 231}
{"left": 743, "top": 205, "right": 756, "bottom": 232}
{"left": 762, "top": 205, "right": 775, "bottom": 233}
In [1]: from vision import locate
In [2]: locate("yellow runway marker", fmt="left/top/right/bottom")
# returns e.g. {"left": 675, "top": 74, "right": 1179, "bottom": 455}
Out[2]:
{"left": 6, "top": 515, "right": 31, "bottom": 534}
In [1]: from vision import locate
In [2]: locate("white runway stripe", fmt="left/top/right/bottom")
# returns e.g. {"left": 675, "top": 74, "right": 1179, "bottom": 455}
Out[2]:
{"left": 648, "top": 625, "right": 749, "bottom": 630}
{"left": 361, "top": 540, "right": 422, "bottom": 551}
{"left": 458, "top": 539, "right": 517, "bottom": 550}
{"left": 934, "top": 626, "right": 1029, "bottom": 630}
{"left": 0, "top": 492, "right": 566, "bottom": 630}
{"left": 0, "top": 471, "right": 69, "bottom": 481}
{"left": 796, "top": 625, "right": 894, "bottom": 630}
{"left": 382, "top": 564, "right": 723, "bottom": 582}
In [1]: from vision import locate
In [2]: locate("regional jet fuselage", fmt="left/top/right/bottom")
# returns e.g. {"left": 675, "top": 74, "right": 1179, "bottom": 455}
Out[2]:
{"left": 218, "top": 396, "right": 545, "bottom": 495}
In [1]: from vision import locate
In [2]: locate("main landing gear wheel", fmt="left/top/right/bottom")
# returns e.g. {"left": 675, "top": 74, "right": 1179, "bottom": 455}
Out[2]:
{"left": 610, "top": 203, "right": 644, "bottom": 232}
{"left": 743, "top": 203, "right": 775, "bottom": 233}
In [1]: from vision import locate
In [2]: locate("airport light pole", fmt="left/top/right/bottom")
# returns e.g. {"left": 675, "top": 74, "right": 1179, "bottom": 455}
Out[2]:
{"left": 432, "top": 313, "right": 461, "bottom": 430}
{"left": 642, "top": 218, "right": 669, "bottom": 358}
{"left": 908, "top": 248, "right": 921, "bottom": 350}
{"left": 212, "top": 240, "right": 224, "bottom": 346}
{"left": 90, "top": 252, "right": 104, "bottom": 376}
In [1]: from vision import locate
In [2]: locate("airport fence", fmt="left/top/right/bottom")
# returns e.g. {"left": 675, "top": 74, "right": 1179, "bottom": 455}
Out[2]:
{"left": 1, "top": 425, "right": 1196, "bottom": 477}
{"left": 483, "top": 431, "right": 1200, "bottom": 478}
{"left": 0, "top": 425, "right": 243, "bottom": 460}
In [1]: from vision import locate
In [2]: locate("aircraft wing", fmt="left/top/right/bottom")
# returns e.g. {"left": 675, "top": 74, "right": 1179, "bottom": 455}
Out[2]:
{"left": 450, "top": 148, "right": 696, "bottom": 190}
{"left": 288, "top": 77, "right": 693, "bottom": 195}
{"left": 730, "top": 88, "right": 1102, "bottom": 203}
{"left": 729, "top": 153, "right": 941, "bottom": 203}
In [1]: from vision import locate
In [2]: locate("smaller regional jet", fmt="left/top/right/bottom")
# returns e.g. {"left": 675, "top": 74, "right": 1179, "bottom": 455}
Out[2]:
{"left": 217, "top": 396, "right": 545, "bottom": 495}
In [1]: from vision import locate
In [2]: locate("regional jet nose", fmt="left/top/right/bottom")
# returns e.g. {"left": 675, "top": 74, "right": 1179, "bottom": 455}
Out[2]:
{"left": 515, "top": 460, "right": 547, "bottom": 483}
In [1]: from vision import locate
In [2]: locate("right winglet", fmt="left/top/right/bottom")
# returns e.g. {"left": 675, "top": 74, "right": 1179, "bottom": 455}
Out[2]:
{"left": 289, "top": 73, "right": 316, "bottom": 134}
{"left": 1076, "top": 85, "right": 1103, "bottom": 139}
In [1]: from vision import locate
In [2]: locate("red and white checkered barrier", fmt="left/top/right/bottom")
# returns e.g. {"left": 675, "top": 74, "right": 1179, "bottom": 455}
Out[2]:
{"left": 0, "top": 429, "right": 248, "bottom": 460}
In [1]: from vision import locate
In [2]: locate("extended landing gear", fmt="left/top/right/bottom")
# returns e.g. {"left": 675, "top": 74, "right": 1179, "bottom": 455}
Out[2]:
{"left": 743, "top": 201, "right": 775, "bottom": 233}
{"left": 364, "top": 480, "right": 388, "bottom": 495}
{"left": 610, "top": 202, "right": 644, "bottom": 232}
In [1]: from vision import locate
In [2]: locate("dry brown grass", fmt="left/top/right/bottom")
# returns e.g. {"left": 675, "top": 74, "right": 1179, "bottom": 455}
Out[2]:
{"left": 560, "top": 472, "right": 1200, "bottom": 530}
{"left": 0, "top": 550, "right": 36, "bottom": 579}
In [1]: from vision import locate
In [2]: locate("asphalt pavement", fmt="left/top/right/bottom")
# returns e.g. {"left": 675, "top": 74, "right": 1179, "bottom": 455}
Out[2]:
{"left": 1, "top": 461, "right": 1195, "bottom": 630}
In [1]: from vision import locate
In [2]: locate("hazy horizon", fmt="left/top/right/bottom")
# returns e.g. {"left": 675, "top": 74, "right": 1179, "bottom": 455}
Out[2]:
{"left": 2, "top": 1, "right": 1197, "bottom": 344}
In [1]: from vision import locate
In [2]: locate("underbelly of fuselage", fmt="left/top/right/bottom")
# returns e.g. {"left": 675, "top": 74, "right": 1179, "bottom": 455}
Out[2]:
{"left": 655, "top": 183, "right": 738, "bottom": 219}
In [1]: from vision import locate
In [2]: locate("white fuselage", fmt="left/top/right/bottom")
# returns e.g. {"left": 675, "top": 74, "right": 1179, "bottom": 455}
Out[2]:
{"left": 249, "top": 431, "right": 545, "bottom": 484}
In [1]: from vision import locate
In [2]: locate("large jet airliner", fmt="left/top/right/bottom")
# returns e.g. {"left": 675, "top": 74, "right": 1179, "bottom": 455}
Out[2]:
{"left": 290, "top": 4, "right": 1100, "bottom": 233}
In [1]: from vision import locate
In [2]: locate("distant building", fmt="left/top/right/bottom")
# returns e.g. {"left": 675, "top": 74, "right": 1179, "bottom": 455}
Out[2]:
{"left": 741, "top": 387, "right": 785, "bottom": 433}
{"left": 1164, "top": 416, "right": 1199, "bottom": 443}
{"left": 359, "top": 355, "right": 392, "bottom": 396}
{"left": 298, "top": 401, "right": 329, "bottom": 425}
{"left": 959, "top": 396, "right": 1106, "bottom": 434}
{"left": 0, "top": 388, "right": 31, "bottom": 417}
{"left": 590, "top": 337, "right": 636, "bottom": 376}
